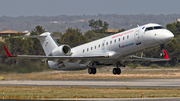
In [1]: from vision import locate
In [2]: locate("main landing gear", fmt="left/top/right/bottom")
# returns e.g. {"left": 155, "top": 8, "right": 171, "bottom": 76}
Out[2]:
{"left": 88, "top": 62, "right": 124, "bottom": 75}
{"left": 88, "top": 62, "right": 96, "bottom": 74}
{"left": 160, "top": 45, "right": 165, "bottom": 57}
{"left": 88, "top": 67, "right": 96, "bottom": 74}
{"left": 113, "top": 62, "right": 122, "bottom": 75}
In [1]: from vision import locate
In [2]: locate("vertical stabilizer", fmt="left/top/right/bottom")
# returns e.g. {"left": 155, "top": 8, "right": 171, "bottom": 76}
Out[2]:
{"left": 38, "top": 32, "right": 59, "bottom": 56}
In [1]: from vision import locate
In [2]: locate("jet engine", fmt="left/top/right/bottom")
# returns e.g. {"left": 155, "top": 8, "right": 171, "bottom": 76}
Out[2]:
{"left": 51, "top": 44, "right": 71, "bottom": 56}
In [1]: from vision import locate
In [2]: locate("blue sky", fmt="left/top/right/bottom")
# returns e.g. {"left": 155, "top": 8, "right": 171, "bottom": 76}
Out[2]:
{"left": 0, "top": 0, "right": 180, "bottom": 17}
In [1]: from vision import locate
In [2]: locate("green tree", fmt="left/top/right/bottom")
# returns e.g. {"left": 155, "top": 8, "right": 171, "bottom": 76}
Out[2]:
{"left": 118, "top": 28, "right": 125, "bottom": 33}
{"left": 31, "top": 25, "right": 46, "bottom": 35}
{"left": 84, "top": 30, "right": 109, "bottom": 41}
{"left": 166, "top": 22, "right": 180, "bottom": 37}
{"left": 88, "top": 19, "right": 109, "bottom": 33}
{"left": 61, "top": 27, "right": 88, "bottom": 47}
{"left": 30, "top": 25, "right": 46, "bottom": 55}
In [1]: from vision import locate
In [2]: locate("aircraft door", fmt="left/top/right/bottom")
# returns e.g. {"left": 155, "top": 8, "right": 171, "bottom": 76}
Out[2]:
{"left": 134, "top": 30, "right": 141, "bottom": 45}
{"left": 102, "top": 40, "right": 106, "bottom": 50}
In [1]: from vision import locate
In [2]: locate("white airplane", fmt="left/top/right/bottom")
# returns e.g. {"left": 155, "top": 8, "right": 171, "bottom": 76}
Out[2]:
{"left": 4, "top": 23, "right": 174, "bottom": 75}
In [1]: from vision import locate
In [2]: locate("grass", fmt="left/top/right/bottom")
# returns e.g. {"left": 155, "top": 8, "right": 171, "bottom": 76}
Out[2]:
{"left": 1, "top": 67, "right": 180, "bottom": 80}
{"left": 1, "top": 67, "right": 180, "bottom": 99}
{"left": 0, "top": 87, "right": 180, "bottom": 99}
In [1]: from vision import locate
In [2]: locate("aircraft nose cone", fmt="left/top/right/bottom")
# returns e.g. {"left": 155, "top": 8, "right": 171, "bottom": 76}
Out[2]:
{"left": 163, "top": 30, "right": 174, "bottom": 43}
{"left": 157, "top": 30, "right": 174, "bottom": 44}
{"left": 166, "top": 31, "right": 174, "bottom": 41}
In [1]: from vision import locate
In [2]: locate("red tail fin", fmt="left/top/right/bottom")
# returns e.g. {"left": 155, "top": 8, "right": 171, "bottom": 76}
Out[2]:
{"left": 3, "top": 45, "right": 17, "bottom": 57}
{"left": 163, "top": 49, "right": 169, "bottom": 59}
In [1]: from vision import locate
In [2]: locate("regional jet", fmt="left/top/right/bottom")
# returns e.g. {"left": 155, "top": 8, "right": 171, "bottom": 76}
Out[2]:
{"left": 4, "top": 23, "right": 174, "bottom": 75}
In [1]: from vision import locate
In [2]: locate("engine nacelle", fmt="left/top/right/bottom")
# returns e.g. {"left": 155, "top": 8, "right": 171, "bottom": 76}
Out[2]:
{"left": 51, "top": 44, "right": 71, "bottom": 56}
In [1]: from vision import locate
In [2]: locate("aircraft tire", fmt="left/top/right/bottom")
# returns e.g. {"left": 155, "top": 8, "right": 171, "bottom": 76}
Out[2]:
{"left": 113, "top": 68, "right": 117, "bottom": 75}
{"left": 88, "top": 68, "right": 92, "bottom": 74}
{"left": 92, "top": 68, "right": 96, "bottom": 74}
{"left": 117, "top": 68, "right": 121, "bottom": 75}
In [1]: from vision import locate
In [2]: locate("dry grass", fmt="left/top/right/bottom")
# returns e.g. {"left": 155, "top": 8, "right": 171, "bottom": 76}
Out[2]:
{"left": 1, "top": 67, "right": 180, "bottom": 99}
{"left": 0, "top": 86, "right": 180, "bottom": 99}
{"left": 1, "top": 67, "right": 180, "bottom": 80}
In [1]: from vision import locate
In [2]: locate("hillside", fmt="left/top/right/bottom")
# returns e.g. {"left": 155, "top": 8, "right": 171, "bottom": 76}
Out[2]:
{"left": 0, "top": 14, "right": 179, "bottom": 33}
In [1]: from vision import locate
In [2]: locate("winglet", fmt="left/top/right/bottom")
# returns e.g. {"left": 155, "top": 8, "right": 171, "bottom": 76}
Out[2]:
{"left": 3, "top": 45, "right": 17, "bottom": 57}
{"left": 163, "top": 49, "right": 169, "bottom": 59}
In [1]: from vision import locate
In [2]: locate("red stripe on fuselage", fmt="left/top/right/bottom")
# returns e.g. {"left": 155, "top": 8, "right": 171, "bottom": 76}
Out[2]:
{"left": 112, "top": 30, "right": 133, "bottom": 39}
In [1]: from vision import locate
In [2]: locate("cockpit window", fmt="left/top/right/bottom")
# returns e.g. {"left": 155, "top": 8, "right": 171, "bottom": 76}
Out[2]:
{"left": 145, "top": 27, "right": 153, "bottom": 31}
{"left": 154, "top": 26, "right": 164, "bottom": 29}
{"left": 145, "top": 26, "right": 164, "bottom": 32}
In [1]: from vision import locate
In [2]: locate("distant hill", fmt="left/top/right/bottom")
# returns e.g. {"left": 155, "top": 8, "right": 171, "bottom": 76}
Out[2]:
{"left": 0, "top": 14, "right": 179, "bottom": 33}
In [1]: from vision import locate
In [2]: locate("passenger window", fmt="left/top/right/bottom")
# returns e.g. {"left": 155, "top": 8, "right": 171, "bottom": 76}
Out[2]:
{"left": 99, "top": 44, "right": 100, "bottom": 48}
{"left": 110, "top": 41, "right": 112, "bottom": 44}
{"left": 94, "top": 46, "right": 96, "bottom": 49}
{"left": 123, "top": 37, "right": 125, "bottom": 40}
{"left": 106, "top": 42, "right": 108, "bottom": 45}
{"left": 102, "top": 43, "right": 104, "bottom": 47}
{"left": 127, "top": 35, "right": 129, "bottom": 39}
{"left": 87, "top": 48, "right": 89, "bottom": 51}
{"left": 114, "top": 39, "right": 116, "bottom": 43}
{"left": 119, "top": 38, "right": 120, "bottom": 41}
{"left": 91, "top": 47, "right": 93, "bottom": 50}
{"left": 83, "top": 49, "right": 84, "bottom": 53}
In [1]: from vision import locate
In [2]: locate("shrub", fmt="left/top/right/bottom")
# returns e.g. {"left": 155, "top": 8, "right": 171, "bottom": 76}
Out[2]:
{"left": 164, "top": 63, "right": 171, "bottom": 67}
{"left": 128, "top": 63, "right": 134, "bottom": 67}
{"left": 128, "top": 63, "right": 138, "bottom": 68}
{"left": 175, "top": 63, "right": 180, "bottom": 67}
{"left": 150, "top": 64, "right": 158, "bottom": 68}
{"left": 0, "top": 62, "right": 49, "bottom": 73}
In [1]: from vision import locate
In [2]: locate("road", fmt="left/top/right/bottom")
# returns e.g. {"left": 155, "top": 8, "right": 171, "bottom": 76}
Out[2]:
{"left": 1, "top": 98, "right": 180, "bottom": 101}
{"left": 1, "top": 79, "right": 180, "bottom": 88}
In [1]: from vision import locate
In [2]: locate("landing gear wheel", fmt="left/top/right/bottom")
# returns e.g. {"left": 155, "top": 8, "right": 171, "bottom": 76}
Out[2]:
{"left": 117, "top": 68, "right": 121, "bottom": 75}
{"left": 160, "top": 44, "right": 166, "bottom": 57}
{"left": 160, "top": 52, "right": 165, "bottom": 57}
{"left": 92, "top": 68, "right": 96, "bottom": 74}
{"left": 88, "top": 67, "right": 96, "bottom": 74}
{"left": 113, "top": 68, "right": 117, "bottom": 75}
{"left": 113, "top": 68, "right": 121, "bottom": 75}
{"left": 88, "top": 67, "right": 92, "bottom": 74}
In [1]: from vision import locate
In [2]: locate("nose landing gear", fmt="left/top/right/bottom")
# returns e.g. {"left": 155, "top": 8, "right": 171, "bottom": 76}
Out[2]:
{"left": 160, "top": 45, "right": 165, "bottom": 57}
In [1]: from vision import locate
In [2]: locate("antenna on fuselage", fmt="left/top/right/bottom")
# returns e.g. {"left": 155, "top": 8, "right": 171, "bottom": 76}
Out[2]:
{"left": 137, "top": 25, "right": 139, "bottom": 27}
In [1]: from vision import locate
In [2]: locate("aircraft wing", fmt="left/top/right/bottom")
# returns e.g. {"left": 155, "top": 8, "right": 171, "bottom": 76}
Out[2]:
{"left": 3, "top": 45, "right": 109, "bottom": 63}
{"left": 121, "top": 49, "right": 170, "bottom": 63}
{"left": 4, "top": 45, "right": 169, "bottom": 65}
